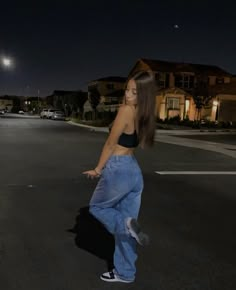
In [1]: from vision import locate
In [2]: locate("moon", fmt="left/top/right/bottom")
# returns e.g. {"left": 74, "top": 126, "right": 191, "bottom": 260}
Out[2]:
{"left": 1, "top": 57, "right": 12, "bottom": 67}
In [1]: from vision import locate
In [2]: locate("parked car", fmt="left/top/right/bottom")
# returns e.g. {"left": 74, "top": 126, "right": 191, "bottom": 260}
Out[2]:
{"left": 47, "top": 109, "right": 57, "bottom": 119}
{"left": 40, "top": 108, "right": 57, "bottom": 119}
{"left": 40, "top": 108, "right": 48, "bottom": 118}
{"left": 18, "top": 110, "right": 25, "bottom": 114}
{"left": 51, "top": 111, "right": 66, "bottom": 120}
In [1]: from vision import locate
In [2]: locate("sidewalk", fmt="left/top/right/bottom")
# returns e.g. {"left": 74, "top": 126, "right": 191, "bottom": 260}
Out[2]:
{"left": 67, "top": 120, "right": 236, "bottom": 135}
{"left": 155, "top": 134, "right": 236, "bottom": 159}
{"left": 67, "top": 121, "right": 109, "bottom": 133}
{"left": 67, "top": 120, "right": 236, "bottom": 159}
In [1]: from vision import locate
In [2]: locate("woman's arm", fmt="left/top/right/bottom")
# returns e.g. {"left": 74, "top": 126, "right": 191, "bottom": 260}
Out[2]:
{"left": 82, "top": 105, "right": 131, "bottom": 178}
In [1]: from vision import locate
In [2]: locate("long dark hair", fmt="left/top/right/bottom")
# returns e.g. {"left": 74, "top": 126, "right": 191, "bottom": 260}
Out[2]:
{"left": 130, "top": 71, "right": 157, "bottom": 148}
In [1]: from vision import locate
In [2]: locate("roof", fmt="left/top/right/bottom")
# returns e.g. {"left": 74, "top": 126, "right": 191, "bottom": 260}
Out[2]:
{"left": 137, "top": 58, "right": 232, "bottom": 76}
{"left": 157, "top": 87, "right": 190, "bottom": 95}
{"left": 209, "top": 82, "right": 236, "bottom": 95}
{"left": 90, "top": 76, "right": 127, "bottom": 83}
{"left": 104, "top": 89, "right": 124, "bottom": 98}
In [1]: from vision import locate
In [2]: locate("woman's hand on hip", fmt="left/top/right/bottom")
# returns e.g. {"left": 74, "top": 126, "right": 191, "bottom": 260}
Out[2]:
{"left": 82, "top": 169, "right": 101, "bottom": 179}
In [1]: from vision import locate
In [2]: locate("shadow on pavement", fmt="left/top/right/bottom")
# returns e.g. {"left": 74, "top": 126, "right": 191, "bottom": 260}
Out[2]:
{"left": 67, "top": 206, "right": 115, "bottom": 271}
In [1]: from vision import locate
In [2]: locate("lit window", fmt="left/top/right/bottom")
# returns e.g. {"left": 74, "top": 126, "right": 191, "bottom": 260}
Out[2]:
{"left": 167, "top": 97, "right": 180, "bottom": 109}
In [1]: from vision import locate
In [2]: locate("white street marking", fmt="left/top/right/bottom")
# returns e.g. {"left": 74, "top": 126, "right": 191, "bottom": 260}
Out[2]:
{"left": 155, "top": 171, "right": 236, "bottom": 175}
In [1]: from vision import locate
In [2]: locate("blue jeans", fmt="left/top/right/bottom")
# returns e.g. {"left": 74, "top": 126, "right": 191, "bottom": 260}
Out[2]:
{"left": 89, "top": 154, "right": 144, "bottom": 281}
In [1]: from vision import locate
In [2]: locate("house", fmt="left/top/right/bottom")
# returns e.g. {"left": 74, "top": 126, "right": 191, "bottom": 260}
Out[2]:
{"left": 88, "top": 76, "right": 126, "bottom": 112}
{"left": 208, "top": 82, "right": 236, "bottom": 122}
{"left": 0, "top": 96, "right": 13, "bottom": 112}
{"left": 128, "top": 58, "right": 236, "bottom": 122}
{"left": 22, "top": 96, "right": 42, "bottom": 113}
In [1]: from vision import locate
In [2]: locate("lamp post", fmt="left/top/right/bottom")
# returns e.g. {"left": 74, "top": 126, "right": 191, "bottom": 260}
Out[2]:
{"left": 37, "top": 89, "right": 40, "bottom": 114}
{"left": 65, "top": 103, "right": 67, "bottom": 117}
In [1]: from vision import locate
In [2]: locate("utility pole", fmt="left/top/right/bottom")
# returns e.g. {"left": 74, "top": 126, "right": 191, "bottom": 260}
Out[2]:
{"left": 37, "top": 89, "right": 40, "bottom": 114}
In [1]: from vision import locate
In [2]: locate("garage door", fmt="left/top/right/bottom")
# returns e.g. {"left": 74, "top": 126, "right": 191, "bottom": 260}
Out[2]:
{"left": 219, "top": 100, "right": 236, "bottom": 122}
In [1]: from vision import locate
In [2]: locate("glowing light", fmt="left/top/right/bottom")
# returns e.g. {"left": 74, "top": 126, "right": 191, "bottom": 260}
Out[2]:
{"left": 2, "top": 57, "right": 12, "bottom": 67}
{"left": 1, "top": 56, "right": 14, "bottom": 69}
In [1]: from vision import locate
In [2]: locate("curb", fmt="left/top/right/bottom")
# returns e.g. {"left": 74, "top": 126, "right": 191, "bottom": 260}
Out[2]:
{"left": 156, "top": 129, "right": 236, "bottom": 135}
{"left": 67, "top": 121, "right": 236, "bottom": 135}
{"left": 67, "top": 121, "right": 109, "bottom": 133}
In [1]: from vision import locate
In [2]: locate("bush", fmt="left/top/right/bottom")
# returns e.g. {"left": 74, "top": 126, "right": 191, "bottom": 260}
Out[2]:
{"left": 156, "top": 116, "right": 236, "bottom": 129}
{"left": 70, "top": 110, "right": 118, "bottom": 127}
{"left": 84, "top": 111, "right": 93, "bottom": 120}
{"left": 200, "top": 120, "right": 217, "bottom": 128}
{"left": 181, "top": 116, "right": 194, "bottom": 127}
{"left": 156, "top": 117, "right": 164, "bottom": 123}
{"left": 218, "top": 121, "right": 233, "bottom": 128}
{"left": 11, "top": 106, "right": 21, "bottom": 113}
{"left": 97, "top": 110, "right": 117, "bottom": 122}
{"left": 165, "top": 115, "right": 181, "bottom": 124}
{"left": 191, "top": 121, "right": 201, "bottom": 129}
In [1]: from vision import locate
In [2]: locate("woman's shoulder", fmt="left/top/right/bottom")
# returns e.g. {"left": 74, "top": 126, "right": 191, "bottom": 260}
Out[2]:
{"left": 117, "top": 105, "right": 136, "bottom": 125}
{"left": 118, "top": 104, "right": 136, "bottom": 113}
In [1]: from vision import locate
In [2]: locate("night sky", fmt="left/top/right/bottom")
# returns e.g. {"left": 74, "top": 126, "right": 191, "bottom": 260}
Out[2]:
{"left": 1, "top": 0, "right": 236, "bottom": 97}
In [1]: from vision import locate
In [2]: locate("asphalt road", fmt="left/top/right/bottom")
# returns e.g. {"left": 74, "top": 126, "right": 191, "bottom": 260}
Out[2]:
{"left": 0, "top": 115, "right": 236, "bottom": 290}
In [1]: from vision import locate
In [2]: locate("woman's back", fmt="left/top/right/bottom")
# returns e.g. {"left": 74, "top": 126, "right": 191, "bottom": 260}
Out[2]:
{"left": 113, "top": 105, "right": 138, "bottom": 155}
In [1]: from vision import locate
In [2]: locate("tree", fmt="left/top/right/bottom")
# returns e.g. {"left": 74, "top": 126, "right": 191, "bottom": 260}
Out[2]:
{"left": 50, "top": 90, "right": 88, "bottom": 117}
{"left": 192, "top": 77, "right": 213, "bottom": 121}
{"left": 88, "top": 87, "right": 101, "bottom": 120}
{"left": 72, "top": 91, "right": 88, "bottom": 117}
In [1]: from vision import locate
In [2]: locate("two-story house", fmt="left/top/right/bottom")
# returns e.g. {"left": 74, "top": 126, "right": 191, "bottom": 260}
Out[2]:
{"left": 128, "top": 58, "right": 235, "bottom": 122}
{"left": 87, "top": 76, "right": 126, "bottom": 112}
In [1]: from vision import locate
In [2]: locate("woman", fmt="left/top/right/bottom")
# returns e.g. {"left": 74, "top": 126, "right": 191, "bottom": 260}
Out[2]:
{"left": 83, "top": 70, "right": 157, "bottom": 283}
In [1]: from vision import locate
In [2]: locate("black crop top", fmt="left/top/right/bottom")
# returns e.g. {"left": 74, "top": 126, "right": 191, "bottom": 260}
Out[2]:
{"left": 118, "top": 130, "right": 139, "bottom": 148}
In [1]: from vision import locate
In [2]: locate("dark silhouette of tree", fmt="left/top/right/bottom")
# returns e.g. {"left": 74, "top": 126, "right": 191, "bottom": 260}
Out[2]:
{"left": 88, "top": 87, "right": 101, "bottom": 120}
{"left": 73, "top": 91, "right": 88, "bottom": 117}
{"left": 45, "top": 94, "right": 54, "bottom": 107}
{"left": 192, "top": 76, "right": 214, "bottom": 121}
{"left": 49, "top": 90, "right": 88, "bottom": 117}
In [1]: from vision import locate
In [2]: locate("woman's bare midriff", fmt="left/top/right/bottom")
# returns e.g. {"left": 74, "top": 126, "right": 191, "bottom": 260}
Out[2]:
{"left": 112, "top": 144, "right": 135, "bottom": 156}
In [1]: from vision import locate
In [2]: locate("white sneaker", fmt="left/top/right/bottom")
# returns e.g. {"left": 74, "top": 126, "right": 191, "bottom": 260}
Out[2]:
{"left": 126, "top": 218, "right": 150, "bottom": 246}
{"left": 100, "top": 270, "right": 134, "bottom": 283}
